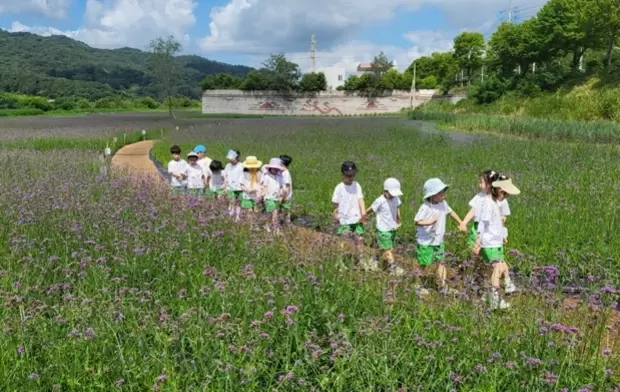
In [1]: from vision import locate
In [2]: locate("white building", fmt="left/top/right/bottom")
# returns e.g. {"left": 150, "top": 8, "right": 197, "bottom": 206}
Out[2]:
{"left": 316, "top": 66, "right": 346, "bottom": 91}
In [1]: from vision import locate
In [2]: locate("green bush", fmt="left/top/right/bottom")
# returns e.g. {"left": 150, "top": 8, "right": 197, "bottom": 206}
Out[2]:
{"left": 16, "top": 95, "right": 53, "bottom": 111}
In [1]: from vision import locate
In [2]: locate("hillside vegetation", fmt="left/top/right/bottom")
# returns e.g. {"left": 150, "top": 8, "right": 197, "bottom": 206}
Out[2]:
{"left": 0, "top": 30, "right": 253, "bottom": 101}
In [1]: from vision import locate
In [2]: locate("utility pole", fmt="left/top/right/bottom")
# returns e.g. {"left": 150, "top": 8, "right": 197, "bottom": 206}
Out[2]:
{"left": 481, "top": 66, "right": 484, "bottom": 82}
{"left": 409, "top": 61, "right": 416, "bottom": 107}
{"left": 508, "top": 0, "right": 513, "bottom": 22}
{"left": 460, "top": 69, "right": 464, "bottom": 87}
{"left": 310, "top": 34, "right": 316, "bottom": 73}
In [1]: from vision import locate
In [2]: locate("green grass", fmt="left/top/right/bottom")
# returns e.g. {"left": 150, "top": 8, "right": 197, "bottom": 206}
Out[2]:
{"left": 409, "top": 110, "right": 620, "bottom": 143}
{"left": 152, "top": 118, "right": 620, "bottom": 282}
{"left": 0, "top": 117, "right": 617, "bottom": 390}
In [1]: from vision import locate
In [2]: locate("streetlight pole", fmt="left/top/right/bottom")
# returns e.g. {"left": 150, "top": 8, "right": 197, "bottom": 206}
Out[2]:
{"left": 409, "top": 61, "right": 416, "bottom": 108}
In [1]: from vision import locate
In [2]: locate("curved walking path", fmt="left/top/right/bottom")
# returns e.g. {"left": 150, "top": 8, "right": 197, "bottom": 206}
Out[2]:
{"left": 111, "top": 140, "right": 162, "bottom": 180}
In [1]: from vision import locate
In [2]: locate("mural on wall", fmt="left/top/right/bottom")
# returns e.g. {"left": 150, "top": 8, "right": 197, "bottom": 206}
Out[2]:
{"left": 299, "top": 99, "right": 343, "bottom": 115}
{"left": 248, "top": 101, "right": 282, "bottom": 111}
{"left": 357, "top": 99, "right": 389, "bottom": 111}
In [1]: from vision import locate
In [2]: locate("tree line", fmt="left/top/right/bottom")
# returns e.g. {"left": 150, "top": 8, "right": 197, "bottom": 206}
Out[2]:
{"left": 200, "top": 0, "right": 620, "bottom": 101}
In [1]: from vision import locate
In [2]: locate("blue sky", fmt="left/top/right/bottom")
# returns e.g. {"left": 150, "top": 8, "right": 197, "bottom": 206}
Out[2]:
{"left": 0, "top": 0, "right": 541, "bottom": 72}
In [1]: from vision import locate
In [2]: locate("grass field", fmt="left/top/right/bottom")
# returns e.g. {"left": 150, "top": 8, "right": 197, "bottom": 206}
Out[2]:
{"left": 0, "top": 115, "right": 618, "bottom": 391}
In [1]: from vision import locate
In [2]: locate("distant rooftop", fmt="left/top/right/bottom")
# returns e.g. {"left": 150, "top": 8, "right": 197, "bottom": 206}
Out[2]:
{"left": 357, "top": 61, "right": 395, "bottom": 71}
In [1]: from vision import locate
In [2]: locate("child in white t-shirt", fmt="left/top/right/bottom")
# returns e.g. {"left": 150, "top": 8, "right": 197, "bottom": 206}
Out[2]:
{"left": 279, "top": 154, "right": 293, "bottom": 225}
{"left": 206, "top": 160, "right": 225, "bottom": 200}
{"left": 366, "top": 178, "right": 404, "bottom": 276}
{"left": 184, "top": 152, "right": 206, "bottom": 196}
{"left": 332, "top": 161, "right": 372, "bottom": 271}
{"left": 167, "top": 144, "right": 188, "bottom": 194}
{"left": 260, "top": 158, "right": 286, "bottom": 233}
{"left": 240, "top": 156, "right": 263, "bottom": 217}
{"left": 223, "top": 149, "right": 243, "bottom": 221}
{"left": 461, "top": 170, "right": 516, "bottom": 294}
{"left": 414, "top": 178, "right": 464, "bottom": 293}
{"left": 473, "top": 177, "right": 520, "bottom": 310}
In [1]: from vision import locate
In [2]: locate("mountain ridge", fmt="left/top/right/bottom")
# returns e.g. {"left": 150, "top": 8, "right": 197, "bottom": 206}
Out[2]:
{"left": 0, "top": 30, "right": 253, "bottom": 101}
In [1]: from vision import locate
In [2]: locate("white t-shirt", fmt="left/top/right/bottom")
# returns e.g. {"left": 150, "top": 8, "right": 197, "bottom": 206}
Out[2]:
{"left": 281, "top": 169, "right": 293, "bottom": 200}
{"left": 370, "top": 195, "right": 400, "bottom": 232}
{"left": 240, "top": 171, "right": 262, "bottom": 199}
{"left": 332, "top": 182, "right": 364, "bottom": 225}
{"left": 262, "top": 172, "right": 283, "bottom": 200}
{"left": 414, "top": 200, "right": 453, "bottom": 246}
{"left": 470, "top": 192, "right": 511, "bottom": 222}
{"left": 185, "top": 163, "right": 205, "bottom": 189}
{"left": 477, "top": 196, "right": 507, "bottom": 248}
{"left": 224, "top": 162, "right": 244, "bottom": 191}
{"left": 198, "top": 157, "right": 212, "bottom": 177}
{"left": 167, "top": 159, "right": 188, "bottom": 187}
{"left": 209, "top": 171, "right": 224, "bottom": 191}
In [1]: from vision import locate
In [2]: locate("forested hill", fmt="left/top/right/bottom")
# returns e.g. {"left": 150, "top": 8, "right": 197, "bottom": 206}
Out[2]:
{"left": 0, "top": 30, "right": 253, "bottom": 101}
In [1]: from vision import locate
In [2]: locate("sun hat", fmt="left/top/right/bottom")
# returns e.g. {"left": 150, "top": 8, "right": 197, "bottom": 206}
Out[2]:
{"left": 242, "top": 156, "right": 262, "bottom": 169}
{"left": 264, "top": 157, "right": 285, "bottom": 171}
{"left": 194, "top": 144, "right": 206, "bottom": 153}
{"left": 492, "top": 178, "right": 520, "bottom": 195}
{"left": 187, "top": 152, "right": 198, "bottom": 159}
{"left": 226, "top": 149, "right": 239, "bottom": 160}
{"left": 341, "top": 161, "right": 357, "bottom": 176}
{"left": 423, "top": 178, "right": 449, "bottom": 200}
{"left": 383, "top": 178, "right": 403, "bottom": 197}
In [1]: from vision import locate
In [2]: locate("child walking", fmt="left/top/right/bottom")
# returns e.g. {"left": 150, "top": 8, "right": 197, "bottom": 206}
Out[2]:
{"left": 167, "top": 144, "right": 188, "bottom": 194}
{"left": 185, "top": 152, "right": 206, "bottom": 196}
{"left": 461, "top": 170, "right": 516, "bottom": 294}
{"left": 473, "top": 177, "right": 521, "bottom": 310}
{"left": 206, "top": 160, "right": 225, "bottom": 200}
{"left": 223, "top": 149, "right": 244, "bottom": 221}
{"left": 414, "top": 178, "right": 464, "bottom": 293}
{"left": 331, "top": 161, "right": 375, "bottom": 271}
{"left": 366, "top": 178, "right": 404, "bottom": 276}
{"left": 261, "top": 158, "right": 286, "bottom": 234}
{"left": 240, "top": 156, "right": 263, "bottom": 218}
{"left": 279, "top": 155, "right": 293, "bottom": 225}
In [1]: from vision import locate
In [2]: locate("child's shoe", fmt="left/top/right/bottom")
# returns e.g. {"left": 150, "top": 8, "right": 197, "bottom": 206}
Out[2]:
{"left": 484, "top": 291, "right": 511, "bottom": 310}
{"left": 359, "top": 257, "right": 379, "bottom": 272}
{"left": 504, "top": 276, "right": 517, "bottom": 294}
{"left": 386, "top": 263, "right": 405, "bottom": 277}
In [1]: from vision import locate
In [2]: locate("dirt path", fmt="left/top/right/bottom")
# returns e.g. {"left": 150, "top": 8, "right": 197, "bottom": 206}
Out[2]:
{"left": 111, "top": 140, "right": 162, "bottom": 180}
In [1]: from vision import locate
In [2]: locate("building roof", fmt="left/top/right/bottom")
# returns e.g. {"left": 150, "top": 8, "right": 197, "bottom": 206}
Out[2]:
{"left": 357, "top": 62, "right": 373, "bottom": 71}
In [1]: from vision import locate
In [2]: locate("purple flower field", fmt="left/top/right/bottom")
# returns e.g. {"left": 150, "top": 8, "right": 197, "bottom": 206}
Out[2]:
{"left": 0, "top": 116, "right": 618, "bottom": 390}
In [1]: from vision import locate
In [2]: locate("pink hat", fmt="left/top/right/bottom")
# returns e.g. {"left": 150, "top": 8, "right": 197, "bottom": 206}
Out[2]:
{"left": 264, "top": 157, "right": 285, "bottom": 171}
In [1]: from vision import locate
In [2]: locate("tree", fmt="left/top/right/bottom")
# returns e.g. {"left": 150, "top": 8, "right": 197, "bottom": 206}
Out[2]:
{"left": 453, "top": 32, "right": 486, "bottom": 85}
{"left": 370, "top": 51, "right": 393, "bottom": 76}
{"left": 261, "top": 54, "right": 301, "bottom": 92}
{"left": 238, "top": 70, "right": 270, "bottom": 91}
{"left": 430, "top": 52, "right": 459, "bottom": 94}
{"left": 535, "top": 0, "right": 602, "bottom": 71}
{"left": 148, "top": 36, "right": 182, "bottom": 118}
{"left": 343, "top": 75, "right": 360, "bottom": 91}
{"left": 299, "top": 72, "right": 327, "bottom": 92}
{"left": 487, "top": 20, "right": 541, "bottom": 77}
{"left": 201, "top": 73, "right": 242, "bottom": 90}
{"left": 590, "top": 0, "right": 620, "bottom": 70}
{"left": 381, "top": 68, "right": 404, "bottom": 90}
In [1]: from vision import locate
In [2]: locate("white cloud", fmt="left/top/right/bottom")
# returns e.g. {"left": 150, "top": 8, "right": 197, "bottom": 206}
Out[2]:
{"left": 199, "top": 0, "right": 506, "bottom": 54}
{"left": 0, "top": 0, "right": 72, "bottom": 19}
{"left": 281, "top": 30, "right": 454, "bottom": 74}
{"left": 9, "top": 0, "right": 197, "bottom": 49}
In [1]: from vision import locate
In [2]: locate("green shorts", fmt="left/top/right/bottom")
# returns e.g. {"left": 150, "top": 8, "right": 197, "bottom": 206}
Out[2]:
{"left": 337, "top": 223, "right": 365, "bottom": 236}
{"left": 171, "top": 186, "right": 185, "bottom": 194}
{"left": 376, "top": 230, "right": 396, "bottom": 250}
{"left": 264, "top": 199, "right": 280, "bottom": 213}
{"left": 205, "top": 189, "right": 225, "bottom": 198}
{"left": 281, "top": 199, "right": 292, "bottom": 211}
{"left": 241, "top": 198, "right": 257, "bottom": 209}
{"left": 417, "top": 244, "right": 445, "bottom": 266}
{"left": 468, "top": 222, "right": 479, "bottom": 247}
{"left": 481, "top": 247, "right": 504, "bottom": 263}
{"left": 227, "top": 190, "right": 243, "bottom": 201}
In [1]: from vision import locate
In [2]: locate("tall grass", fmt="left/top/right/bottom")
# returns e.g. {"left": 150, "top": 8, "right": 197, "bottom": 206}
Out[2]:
{"left": 0, "top": 148, "right": 617, "bottom": 390}
{"left": 151, "top": 118, "right": 620, "bottom": 283}
{"left": 409, "top": 111, "right": 620, "bottom": 143}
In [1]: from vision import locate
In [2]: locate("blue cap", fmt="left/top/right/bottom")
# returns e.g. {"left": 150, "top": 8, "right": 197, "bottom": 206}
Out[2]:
{"left": 194, "top": 144, "right": 206, "bottom": 153}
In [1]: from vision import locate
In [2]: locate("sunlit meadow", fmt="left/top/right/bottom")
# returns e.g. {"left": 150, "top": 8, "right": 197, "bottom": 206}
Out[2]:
{"left": 0, "top": 116, "right": 618, "bottom": 391}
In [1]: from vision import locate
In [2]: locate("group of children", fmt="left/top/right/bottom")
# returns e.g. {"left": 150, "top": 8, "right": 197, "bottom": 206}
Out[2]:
{"left": 168, "top": 145, "right": 520, "bottom": 310}
{"left": 167, "top": 144, "right": 293, "bottom": 233}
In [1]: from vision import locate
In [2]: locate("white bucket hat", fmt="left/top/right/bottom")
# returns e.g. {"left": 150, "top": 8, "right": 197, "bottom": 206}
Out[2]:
{"left": 383, "top": 178, "right": 403, "bottom": 197}
{"left": 423, "top": 178, "right": 449, "bottom": 200}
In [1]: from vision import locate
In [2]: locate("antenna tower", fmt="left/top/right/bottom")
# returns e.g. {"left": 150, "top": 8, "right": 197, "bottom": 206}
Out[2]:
{"left": 310, "top": 34, "right": 316, "bottom": 72}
